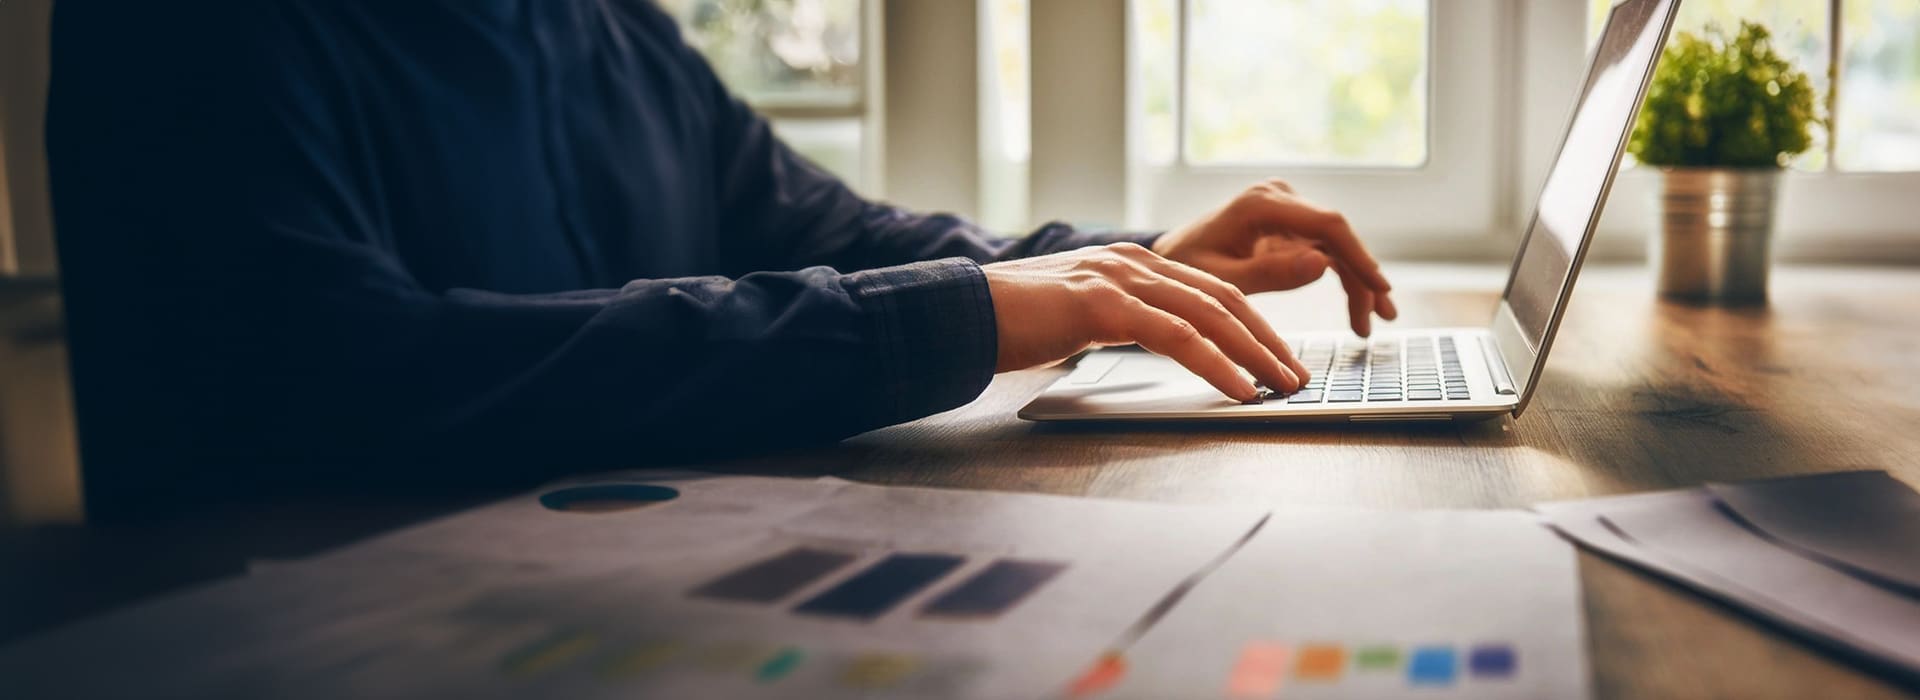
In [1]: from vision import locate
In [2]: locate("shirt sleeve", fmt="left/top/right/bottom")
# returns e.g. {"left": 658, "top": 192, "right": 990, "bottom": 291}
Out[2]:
{"left": 44, "top": 1, "right": 1000, "bottom": 499}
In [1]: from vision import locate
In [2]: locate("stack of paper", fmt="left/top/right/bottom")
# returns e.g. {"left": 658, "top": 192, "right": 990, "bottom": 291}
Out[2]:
{"left": 1537, "top": 470, "right": 1920, "bottom": 679}
{"left": 0, "top": 471, "right": 1590, "bottom": 699}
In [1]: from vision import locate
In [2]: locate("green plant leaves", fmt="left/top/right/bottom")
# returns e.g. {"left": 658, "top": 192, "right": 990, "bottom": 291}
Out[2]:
{"left": 1629, "top": 21, "right": 1822, "bottom": 168}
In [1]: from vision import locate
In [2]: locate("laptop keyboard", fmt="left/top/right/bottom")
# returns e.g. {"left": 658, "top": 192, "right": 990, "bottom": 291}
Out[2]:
{"left": 1266, "top": 335, "right": 1471, "bottom": 404}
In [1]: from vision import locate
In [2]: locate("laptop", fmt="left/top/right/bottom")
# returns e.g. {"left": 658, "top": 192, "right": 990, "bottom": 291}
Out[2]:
{"left": 1022, "top": 0, "right": 1681, "bottom": 425}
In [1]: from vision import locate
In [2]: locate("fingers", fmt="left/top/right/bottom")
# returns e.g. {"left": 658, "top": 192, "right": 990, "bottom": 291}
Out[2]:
{"left": 1376, "top": 290, "right": 1400, "bottom": 321}
{"left": 1237, "top": 188, "right": 1400, "bottom": 332}
{"left": 1081, "top": 243, "right": 1303, "bottom": 400}
{"left": 1112, "top": 248, "right": 1308, "bottom": 388}
{"left": 1335, "top": 261, "right": 1377, "bottom": 337}
{"left": 1241, "top": 237, "right": 1331, "bottom": 292}
{"left": 1240, "top": 190, "right": 1393, "bottom": 295}
{"left": 1121, "top": 303, "right": 1263, "bottom": 403}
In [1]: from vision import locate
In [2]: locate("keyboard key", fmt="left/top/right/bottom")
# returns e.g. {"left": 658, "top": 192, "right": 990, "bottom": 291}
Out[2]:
{"left": 1409, "top": 391, "right": 1444, "bottom": 401}
{"left": 1447, "top": 391, "right": 1471, "bottom": 400}
{"left": 1287, "top": 390, "right": 1325, "bottom": 404}
{"left": 1328, "top": 391, "right": 1365, "bottom": 403}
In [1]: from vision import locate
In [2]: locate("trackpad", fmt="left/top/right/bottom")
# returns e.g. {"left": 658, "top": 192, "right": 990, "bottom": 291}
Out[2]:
{"left": 1029, "top": 352, "right": 1251, "bottom": 416}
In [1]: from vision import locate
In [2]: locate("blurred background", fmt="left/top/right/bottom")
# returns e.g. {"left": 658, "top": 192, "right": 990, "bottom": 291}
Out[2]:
{"left": 2, "top": 0, "right": 1917, "bottom": 525}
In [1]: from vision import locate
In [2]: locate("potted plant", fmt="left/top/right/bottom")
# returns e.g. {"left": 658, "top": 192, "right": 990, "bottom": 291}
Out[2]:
{"left": 1629, "top": 21, "right": 1821, "bottom": 304}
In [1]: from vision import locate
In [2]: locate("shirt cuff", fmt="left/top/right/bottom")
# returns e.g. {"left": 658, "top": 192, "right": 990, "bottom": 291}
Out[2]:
{"left": 841, "top": 258, "right": 998, "bottom": 426}
{"left": 1081, "top": 230, "right": 1164, "bottom": 250}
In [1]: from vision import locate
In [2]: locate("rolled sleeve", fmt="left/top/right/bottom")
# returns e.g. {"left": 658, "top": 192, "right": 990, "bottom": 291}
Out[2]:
{"left": 842, "top": 257, "right": 999, "bottom": 426}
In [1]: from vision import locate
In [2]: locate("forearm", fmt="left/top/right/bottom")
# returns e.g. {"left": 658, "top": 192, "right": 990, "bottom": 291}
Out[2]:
{"left": 265, "top": 261, "right": 998, "bottom": 478}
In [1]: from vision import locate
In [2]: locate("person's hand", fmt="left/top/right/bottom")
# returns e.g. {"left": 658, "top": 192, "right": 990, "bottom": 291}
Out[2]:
{"left": 983, "top": 242, "right": 1310, "bottom": 402}
{"left": 1153, "top": 179, "right": 1399, "bottom": 337}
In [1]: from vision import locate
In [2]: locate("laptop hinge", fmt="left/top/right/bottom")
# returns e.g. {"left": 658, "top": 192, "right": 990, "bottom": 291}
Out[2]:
{"left": 1480, "top": 336, "right": 1518, "bottom": 396}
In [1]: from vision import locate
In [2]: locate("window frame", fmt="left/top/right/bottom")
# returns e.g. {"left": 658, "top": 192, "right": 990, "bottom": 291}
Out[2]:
{"left": 1111, "top": 0, "right": 1517, "bottom": 259}
{"left": 1569, "top": 0, "right": 1920, "bottom": 262}
{"left": 675, "top": 0, "right": 885, "bottom": 194}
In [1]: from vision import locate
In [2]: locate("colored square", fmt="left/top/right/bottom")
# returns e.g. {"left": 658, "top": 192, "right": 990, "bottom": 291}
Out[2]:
{"left": 1355, "top": 645, "right": 1401, "bottom": 671}
{"left": 840, "top": 654, "right": 919, "bottom": 689}
{"left": 795, "top": 553, "right": 966, "bottom": 620}
{"left": 1068, "top": 653, "right": 1128, "bottom": 698}
{"left": 597, "top": 641, "right": 682, "bottom": 680}
{"left": 498, "top": 629, "right": 598, "bottom": 679}
{"left": 1469, "top": 644, "right": 1517, "bottom": 678}
{"left": 1294, "top": 644, "right": 1345, "bottom": 681}
{"left": 756, "top": 647, "right": 806, "bottom": 683}
{"left": 1407, "top": 646, "right": 1457, "bottom": 686}
{"left": 921, "top": 559, "right": 1068, "bottom": 618}
{"left": 1226, "top": 642, "right": 1289, "bottom": 699}
{"left": 690, "top": 547, "right": 857, "bottom": 603}
{"left": 695, "top": 642, "right": 774, "bottom": 673}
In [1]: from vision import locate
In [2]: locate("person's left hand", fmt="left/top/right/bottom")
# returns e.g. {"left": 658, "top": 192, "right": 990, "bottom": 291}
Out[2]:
{"left": 1153, "top": 179, "right": 1399, "bottom": 337}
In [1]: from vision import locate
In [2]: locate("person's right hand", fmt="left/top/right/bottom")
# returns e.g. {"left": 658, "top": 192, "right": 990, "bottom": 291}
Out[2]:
{"left": 983, "top": 242, "right": 1309, "bottom": 403}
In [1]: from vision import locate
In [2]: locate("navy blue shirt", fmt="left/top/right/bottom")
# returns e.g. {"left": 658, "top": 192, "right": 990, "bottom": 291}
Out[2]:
{"left": 47, "top": 0, "right": 1151, "bottom": 517}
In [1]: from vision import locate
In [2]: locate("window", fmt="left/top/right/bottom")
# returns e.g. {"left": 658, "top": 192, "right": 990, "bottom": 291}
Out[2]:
{"left": 1124, "top": 0, "right": 1506, "bottom": 251}
{"left": 980, "top": 0, "right": 1032, "bottom": 231}
{"left": 1837, "top": 2, "right": 1920, "bottom": 172}
{"left": 1170, "top": 0, "right": 1429, "bottom": 167}
{"left": 1586, "top": 0, "right": 1920, "bottom": 173}
{"left": 1576, "top": 0, "right": 1920, "bottom": 254}
{"left": 662, "top": 0, "right": 874, "bottom": 189}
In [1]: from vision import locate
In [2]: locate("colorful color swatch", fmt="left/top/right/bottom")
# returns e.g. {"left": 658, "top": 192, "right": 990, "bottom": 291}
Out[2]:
{"left": 1226, "top": 641, "right": 1289, "bottom": 698}
{"left": 1407, "top": 646, "right": 1458, "bottom": 686}
{"left": 1469, "top": 644, "right": 1516, "bottom": 679}
{"left": 755, "top": 647, "right": 806, "bottom": 683}
{"left": 921, "top": 559, "right": 1067, "bottom": 618}
{"left": 700, "top": 643, "right": 780, "bottom": 674}
{"left": 499, "top": 629, "right": 598, "bottom": 678}
{"left": 1294, "top": 644, "right": 1345, "bottom": 681}
{"left": 1067, "top": 652, "right": 1128, "bottom": 697}
{"left": 1354, "top": 645, "right": 1401, "bottom": 672}
{"left": 840, "top": 653, "right": 919, "bottom": 689}
{"left": 597, "top": 641, "right": 682, "bottom": 680}
{"left": 795, "top": 553, "right": 966, "bottom": 620}
{"left": 690, "top": 547, "right": 857, "bottom": 603}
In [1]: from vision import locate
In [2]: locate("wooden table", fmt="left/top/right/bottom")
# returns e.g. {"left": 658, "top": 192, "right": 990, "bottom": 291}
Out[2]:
{"left": 705, "top": 264, "right": 1920, "bottom": 699}
{"left": 4, "top": 264, "right": 1918, "bottom": 698}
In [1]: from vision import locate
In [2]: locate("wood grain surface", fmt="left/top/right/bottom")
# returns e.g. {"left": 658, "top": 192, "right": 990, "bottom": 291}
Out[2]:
{"left": 703, "top": 264, "right": 1920, "bottom": 699}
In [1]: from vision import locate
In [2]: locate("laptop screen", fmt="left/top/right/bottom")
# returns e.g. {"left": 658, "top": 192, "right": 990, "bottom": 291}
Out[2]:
{"left": 1502, "top": 0, "right": 1674, "bottom": 352}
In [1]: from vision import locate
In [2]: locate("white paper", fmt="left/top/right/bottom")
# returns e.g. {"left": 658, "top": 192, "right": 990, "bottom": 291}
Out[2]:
{"left": 1708, "top": 471, "right": 1920, "bottom": 596}
{"left": 0, "top": 472, "right": 1269, "bottom": 699}
{"left": 1094, "top": 510, "right": 1588, "bottom": 700}
{"left": 1538, "top": 487, "right": 1920, "bottom": 676}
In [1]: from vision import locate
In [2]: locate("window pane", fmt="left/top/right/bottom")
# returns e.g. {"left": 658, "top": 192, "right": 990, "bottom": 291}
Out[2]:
{"left": 1588, "top": 0, "right": 1829, "bottom": 170}
{"left": 984, "top": 0, "right": 1030, "bottom": 163}
{"left": 1183, "top": 0, "right": 1429, "bottom": 167}
{"left": 981, "top": 0, "right": 1031, "bottom": 231}
{"left": 662, "top": 0, "right": 862, "bottom": 107}
{"left": 1838, "top": 2, "right": 1920, "bottom": 171}
{"left": 1134, "top": 0, "right": 1179, "bottom": 166}
{"left": 770, "top": 118, "right": 865, "bottom": 189}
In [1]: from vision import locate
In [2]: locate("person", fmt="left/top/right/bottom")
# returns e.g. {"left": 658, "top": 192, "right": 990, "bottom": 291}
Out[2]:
{"left": 46, "top": 0, "right": 1394, "bottom": 518}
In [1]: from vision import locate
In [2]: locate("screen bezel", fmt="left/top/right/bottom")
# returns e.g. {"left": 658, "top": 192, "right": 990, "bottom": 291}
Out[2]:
{"left": 1490, "top": 0, "right": 1680, "bottom": 418}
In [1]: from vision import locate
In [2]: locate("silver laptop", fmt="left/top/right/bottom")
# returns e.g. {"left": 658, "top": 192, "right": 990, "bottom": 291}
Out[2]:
{"left": 1022, "top": 0, "right": 1680, "bottom": 425}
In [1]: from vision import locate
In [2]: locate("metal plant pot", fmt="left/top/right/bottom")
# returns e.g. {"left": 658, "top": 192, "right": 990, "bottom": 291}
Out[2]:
{"left": 1651, "top": 167, "right": 1781, "bottom": 304}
